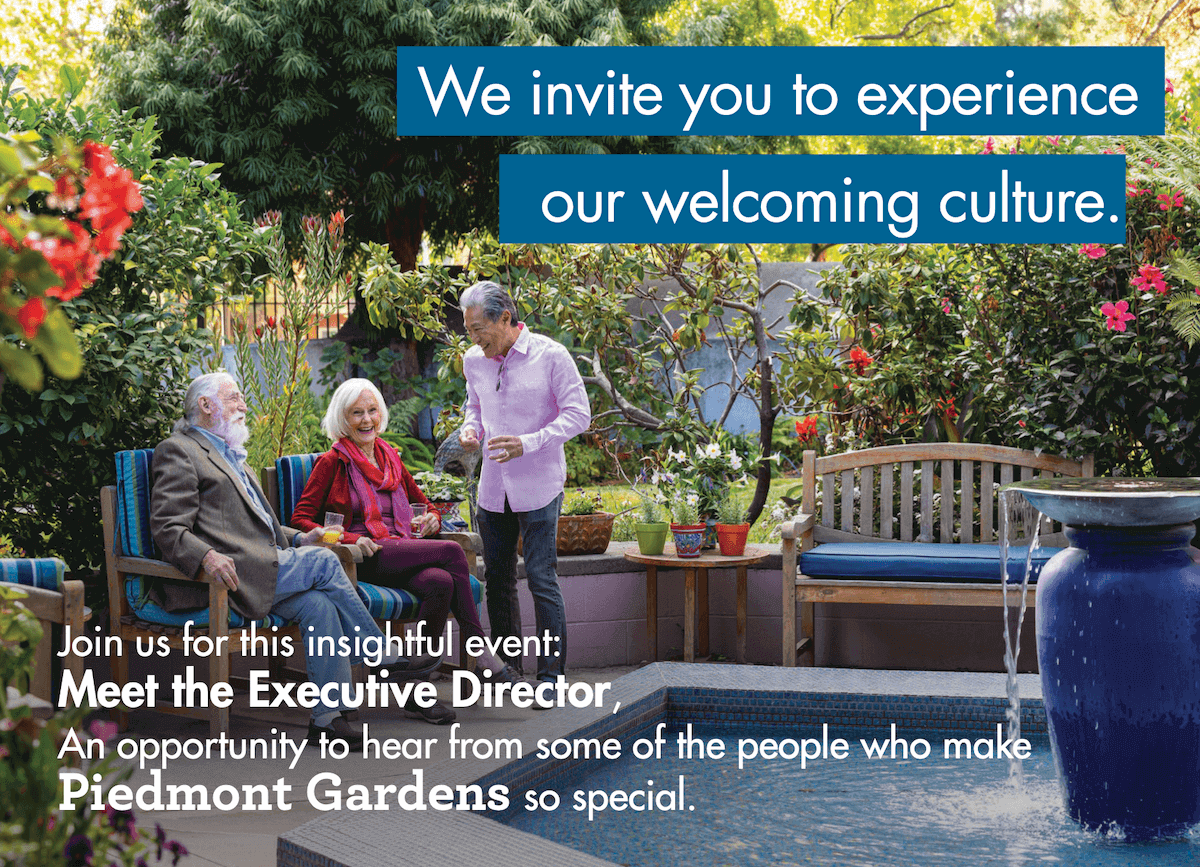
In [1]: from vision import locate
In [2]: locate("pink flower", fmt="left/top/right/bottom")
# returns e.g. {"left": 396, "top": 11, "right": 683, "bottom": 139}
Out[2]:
{"left": 1101, "top": 300, "right": 1135, "bottom": 332}
{"left": 1080, "top": 244, "right": 1107, "bottom": 259}
{"left": 1127, "top": 181, "right": 1148, "bottom": 197}
{"left": 1157, "top": 190, "right": 1184, "bottom": 210}
{"left": 88, "top": 719, "right": 119, "bottom": 742}
{"left": 1166, "top": 78, "right": 1174, "bottom": 95}
{"left": 1131, "top": 264, "right": 1168, "bottom": 295}
{"left": 941, "top": 297, "right": 952, "bottom": 313}
{"left": 1047, "top": 135, "right": 1063, "bottom": 147}
{"left": 981, "top": 137, "right": 995, "bottom": 155}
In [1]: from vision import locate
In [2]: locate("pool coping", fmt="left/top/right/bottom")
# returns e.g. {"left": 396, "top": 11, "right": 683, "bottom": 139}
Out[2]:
{"left": 278, "top": 664, "right": 1045, "bottom": 867}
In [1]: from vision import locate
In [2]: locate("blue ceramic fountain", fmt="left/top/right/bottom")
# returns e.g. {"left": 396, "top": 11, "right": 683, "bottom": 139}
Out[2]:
{"left": 1011, "top": 477, "right": 1200, "bottom": 841}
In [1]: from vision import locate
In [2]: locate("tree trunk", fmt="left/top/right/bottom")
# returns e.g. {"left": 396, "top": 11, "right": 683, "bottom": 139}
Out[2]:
{"left": 385, "top": 196, "right": 426, "bottom": 272}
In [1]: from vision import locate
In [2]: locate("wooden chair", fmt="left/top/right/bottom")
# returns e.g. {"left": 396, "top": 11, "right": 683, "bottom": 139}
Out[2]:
{"left": 263, "top": 454, "right": 483, "bottom": 671}
{"left": 102, "top": 449, "right": 303, "bottom": 735}
{"left": 780, "top": 443, "right": 1094, "bottom": 666}
{"left": 0, "top": 557, "right": 87, "bottom": 703}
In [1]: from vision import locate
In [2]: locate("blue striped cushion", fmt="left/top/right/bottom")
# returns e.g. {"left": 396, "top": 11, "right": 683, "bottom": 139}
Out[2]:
{"left": 0, "top": 558, "right": 65, "bottom": 591}
{"left": 356, "top": 575, "right": 484, "bottom": 621}
{"left": 276, "top": 453, "right": 321, "bottom": 525}
{"left": 115, "top": 449, "right": 159, "bottom": 559}
{"left": 124, "top": 576, "right": 288, "bottom": 629}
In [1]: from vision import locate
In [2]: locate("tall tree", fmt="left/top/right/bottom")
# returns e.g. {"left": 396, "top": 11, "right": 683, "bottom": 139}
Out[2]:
{"left": 98, "top": 0, "right": 751, "bottom": 268}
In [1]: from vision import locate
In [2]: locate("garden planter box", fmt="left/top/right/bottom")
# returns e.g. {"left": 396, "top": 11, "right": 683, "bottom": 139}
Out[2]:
{"left": 519, "top": 512, "right": 616, "bottom": 556}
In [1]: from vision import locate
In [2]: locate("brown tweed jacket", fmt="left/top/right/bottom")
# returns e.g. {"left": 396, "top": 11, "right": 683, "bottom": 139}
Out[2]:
{"left": 149, "top": 428, "right": 288, "bottom": 620}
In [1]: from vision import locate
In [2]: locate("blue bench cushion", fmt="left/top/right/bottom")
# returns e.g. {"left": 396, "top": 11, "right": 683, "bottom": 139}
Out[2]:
{"left": 276, "top": 453, "right": 322, "bottom": 525}
{"left": 0, "top": 558, "right": 65, "bottom": 591}
{"left": 356, "top": 576, "right": 484, "bottom": 621}
{"left": 800, "top": 542, "right": 1063, "bottom": 583}
{"left": 124, "top": 576, "right": 289, "bottom": 629}
{"left": 115, "top": 448, "right": 159, "bottom": 559}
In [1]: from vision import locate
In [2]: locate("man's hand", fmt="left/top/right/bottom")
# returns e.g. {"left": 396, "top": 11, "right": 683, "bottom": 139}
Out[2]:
{"left": 356, "top": 536, "right": 381, "bottom": 556}
{"left": 486, "top": 435, "right": 523, "bottom": 464}
{"left": 459, "top": 427, "right": 480, "bottom": 451}
{"left": 201, "top": 549, "right": 239, "bottom": 592}
{"left": 296, "top": 526, "right": 328, "bottom": 547}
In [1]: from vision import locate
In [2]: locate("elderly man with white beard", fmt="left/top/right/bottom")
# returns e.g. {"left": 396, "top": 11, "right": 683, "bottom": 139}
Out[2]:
{"left": 148, "top": 372, "right": 437, "bottom": 750}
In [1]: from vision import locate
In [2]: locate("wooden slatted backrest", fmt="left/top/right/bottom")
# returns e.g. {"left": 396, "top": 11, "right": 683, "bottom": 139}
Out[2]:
{"left": 801, "top": 444, "right": 1094, "bottom": 546}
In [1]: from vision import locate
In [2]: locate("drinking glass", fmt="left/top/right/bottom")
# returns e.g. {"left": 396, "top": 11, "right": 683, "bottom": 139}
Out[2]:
{"left": 410, "top": 503, "right": 427, "bottom": 537}
{"left": 322, "top": 511, "right": 344, "bottom": 545}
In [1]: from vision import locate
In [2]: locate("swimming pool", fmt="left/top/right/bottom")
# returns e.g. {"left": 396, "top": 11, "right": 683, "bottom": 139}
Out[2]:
{"left": 280, "top": 665, "right": 1194, "bottom": 867}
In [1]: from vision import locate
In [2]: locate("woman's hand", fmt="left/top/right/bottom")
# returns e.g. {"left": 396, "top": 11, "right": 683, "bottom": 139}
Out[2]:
{"left": 414, "top": 511, "right": 441, "bottom": 538}
{"left": 356, "top": 535, "right": 381, "bottom": 556}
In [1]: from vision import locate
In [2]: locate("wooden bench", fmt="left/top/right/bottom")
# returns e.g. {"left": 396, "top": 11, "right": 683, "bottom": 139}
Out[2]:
{"left": 780, "top": 443, "right": 1093, "bottom": 667}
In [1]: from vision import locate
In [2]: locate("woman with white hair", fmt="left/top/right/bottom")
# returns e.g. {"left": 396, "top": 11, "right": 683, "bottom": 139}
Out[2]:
{"left": 291, "top": 378, "right": 520, "bottom": 724}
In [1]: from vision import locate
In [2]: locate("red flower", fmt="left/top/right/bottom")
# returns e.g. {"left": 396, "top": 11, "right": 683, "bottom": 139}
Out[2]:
{"left": 266, "top": 316, "right": 277, "bottom": 328}
{"left": 15, "top": 297, "right": 47, "bottom": 338}
{"left": 1131, "top": 264, "right": 1168, "bottom": 295}
{"left": 1126, "top": 181, "right": 1148, "bottom": 197}
{"left": 1046, "top": 135, "right": 1062, "bottom": 147}
{"left": 255, "top": 325, "right": 264, "bottom": 338}
{"left": 24, "top": 221, "right": 100, "bottom": 301}
{"left": 80, "top": 141, "right": 143, "bottom": 256}
{"left": 1079, "top": 244, "right": 1106, "bottom": 259}
{"left": 935, "top": 395, "right": 958, "bottom": 421}
{"left": 981, "top": 136, "right": 995, "bottom": 155}
{"left": 1100, "top": 299, "right": 1135, "bottom": 332}
{"left": 794, "top": 416, "right": 819, "bottom": 441}
{"left": 1166, "top": 78, "right": 1174, "bottom": 95}
{"left": 1017, "top": 419, "right": 1026, "bottom": 428}
{"left": 848, "top": 346, "right": 873, "bottom": 376}
{"left": 1157, "top": 190, "right": 1184, "bottom": 211}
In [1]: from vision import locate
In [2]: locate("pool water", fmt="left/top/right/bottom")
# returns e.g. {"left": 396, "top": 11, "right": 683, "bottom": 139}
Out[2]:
{"left": 497, "top": 724, "right": 1199, "bottom": 867}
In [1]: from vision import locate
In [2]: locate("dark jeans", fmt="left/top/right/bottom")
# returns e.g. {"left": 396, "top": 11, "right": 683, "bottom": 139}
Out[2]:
{"left": 357, "top": 537, "right": 484, "bottom": 649}
{"left": 476, "top": 493, "right": 565, "bottom": 681}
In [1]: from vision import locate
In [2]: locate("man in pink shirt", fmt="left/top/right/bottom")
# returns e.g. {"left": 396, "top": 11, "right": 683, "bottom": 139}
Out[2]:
{"left": 457, "top": 281, "right": 591, "bottom": 683}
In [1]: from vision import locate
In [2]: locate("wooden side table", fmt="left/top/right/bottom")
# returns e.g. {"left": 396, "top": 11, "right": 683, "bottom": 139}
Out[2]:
{"left": 624, "top": 546, "right": 768, "bottom": 663}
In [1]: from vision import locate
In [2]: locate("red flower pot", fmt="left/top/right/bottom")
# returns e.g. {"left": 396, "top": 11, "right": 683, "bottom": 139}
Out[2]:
{"left": 716, "top": 523, "right": 750, "bottom": 556}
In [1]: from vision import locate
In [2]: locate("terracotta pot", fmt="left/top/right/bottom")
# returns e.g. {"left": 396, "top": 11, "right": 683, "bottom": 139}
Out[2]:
{"left": 634, "top": 521, "right": 669, "bottom": 556}
{"left": 716, "top": 522, "right": 751, "bottom": 556}
{"left": 553, "top": 512, "right": 615, "bottom": 555}
{"left": 670, "top": 522, "right": 706, "bottom": 558}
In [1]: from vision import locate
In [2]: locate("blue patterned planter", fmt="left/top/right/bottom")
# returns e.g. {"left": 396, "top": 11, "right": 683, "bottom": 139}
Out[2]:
{"left": 670, "top": 524, "right": 705, "bottom": 558}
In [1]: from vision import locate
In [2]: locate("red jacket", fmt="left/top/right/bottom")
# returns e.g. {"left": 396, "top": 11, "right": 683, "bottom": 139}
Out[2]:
{"left": 290, "top": 443, "right": 430, "bottom": 543}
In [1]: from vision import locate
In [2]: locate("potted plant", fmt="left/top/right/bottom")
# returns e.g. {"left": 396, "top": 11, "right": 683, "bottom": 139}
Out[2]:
{"left": 668, "top": 488, "right": 705, "bottom": 558}
{"left": 412, "top": 471, "right": 470, "bottom": 523}
{"left": 555, "top": 489, "right": 615, "bottom": 556}
{"left": 661, "top": 435, "right": 755, "bottom": 549}
{"left": 715, "top": 492, "right": 751, "bottom": 557}
{"left": 633, "top": 492, "right": 669, "bottom": 555}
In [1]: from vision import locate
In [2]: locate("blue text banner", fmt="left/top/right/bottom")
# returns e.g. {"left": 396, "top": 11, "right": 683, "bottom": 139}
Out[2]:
{"left": 499, "top": 155, "right": 1127, "bottom": 244}
{"left": 398, "top": 47, "right": 1164, "bottom": 136}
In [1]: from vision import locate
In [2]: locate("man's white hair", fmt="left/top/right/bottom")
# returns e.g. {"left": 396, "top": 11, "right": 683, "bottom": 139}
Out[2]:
{"left": 174, "top": 371, "right": 236, "bottom": 433}
{"left": 322, "top": 378, "right": 389, "bottom": 441}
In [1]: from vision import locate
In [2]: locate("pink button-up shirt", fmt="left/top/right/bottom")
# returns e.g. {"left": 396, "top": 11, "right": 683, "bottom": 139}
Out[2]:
{"left": 462, "top": 324, "right": 591, "bottom": 513}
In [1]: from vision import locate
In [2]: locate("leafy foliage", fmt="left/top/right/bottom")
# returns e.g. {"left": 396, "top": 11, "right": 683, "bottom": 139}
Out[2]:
{"left": 0, "top": 82, "right": 265, "bottom": 570}
{"left": 96, "top": 0, "right": 751, "bottom": 267}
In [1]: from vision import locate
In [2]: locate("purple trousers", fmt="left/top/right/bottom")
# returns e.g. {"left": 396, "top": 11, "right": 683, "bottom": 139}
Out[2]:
{"left": 357, "top": 537, "right": 485, "bottom": 643}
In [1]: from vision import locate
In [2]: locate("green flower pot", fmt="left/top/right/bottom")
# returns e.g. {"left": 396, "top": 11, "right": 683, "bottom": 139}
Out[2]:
{"left": 635, "top": 521, "right": 670, "bottom": 556}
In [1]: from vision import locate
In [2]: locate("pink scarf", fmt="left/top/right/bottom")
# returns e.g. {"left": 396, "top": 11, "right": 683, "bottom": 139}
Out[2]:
{"left": 333, "top": 439, "right": 414, "bottom": 539}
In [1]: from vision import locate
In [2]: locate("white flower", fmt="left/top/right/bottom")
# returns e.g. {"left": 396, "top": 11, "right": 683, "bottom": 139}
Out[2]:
{"left": 668, "top": 448, "right": 688, "bottom": 464}
{"left": 702, "top": 442, "right": 722, "bottom": 459}
{"left": 685, "top": 492, "right": 700, "bottom": 506}
{"left": 729, "top": 452, "right": 743, "bottom": 471}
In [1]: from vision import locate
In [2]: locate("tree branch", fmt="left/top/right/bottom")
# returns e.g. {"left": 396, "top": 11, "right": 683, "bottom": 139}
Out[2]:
{"left": 854, "top": 3, "right": 954, "bottom": 40}
{"left": 1141, "top": 0, "right": 1184, "bottom": 42}
{"left": 580, "top": 349, "right": 664, "bottom": 429}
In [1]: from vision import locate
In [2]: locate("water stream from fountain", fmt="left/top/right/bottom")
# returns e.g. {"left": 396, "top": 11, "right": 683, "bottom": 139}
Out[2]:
{"left": 999, "top": 489, "right": 1043, "bottom": 787}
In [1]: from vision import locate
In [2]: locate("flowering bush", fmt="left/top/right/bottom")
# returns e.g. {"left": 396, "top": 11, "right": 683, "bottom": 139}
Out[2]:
{"left": 0, "top": 133, "right": 142, "bottom": 391}
{"left": 812, "top": 101, "right": 1200, "bottom": 477}
{"left": 658, "top": 435, "right": 751, "bottom": 516}
{"left": 0, "top": 587, "right": 190, "bottom": 867}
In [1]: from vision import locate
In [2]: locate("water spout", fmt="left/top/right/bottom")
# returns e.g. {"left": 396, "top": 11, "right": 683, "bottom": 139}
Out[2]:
{"left": 999, "top": 489, "right": 1042, "bottom": 788}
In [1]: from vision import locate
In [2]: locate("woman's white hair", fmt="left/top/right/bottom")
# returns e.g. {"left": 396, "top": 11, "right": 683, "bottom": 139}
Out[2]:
{"left": 322, "top": 378, "right": 389, "bottom": 441}
{"left": 174, "top": 371, "right": 235, "bottom": 433}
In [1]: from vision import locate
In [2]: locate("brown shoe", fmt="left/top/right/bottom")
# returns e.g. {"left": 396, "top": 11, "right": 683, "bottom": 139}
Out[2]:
{"left": 308, "top": 714, "right": 363, "bottom": 750}
{"left": 404, "top": 697, "right": 457, "bottom": 725}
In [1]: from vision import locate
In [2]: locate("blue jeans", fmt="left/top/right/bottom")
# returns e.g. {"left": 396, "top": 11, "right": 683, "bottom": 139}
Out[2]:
{"left": 271, "top": 546, "right": 385, "bottom": 725}
{"left": 477, "top": 493, "right": 565, "bottom": 681}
